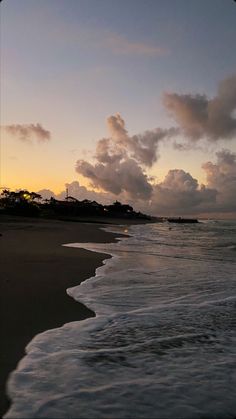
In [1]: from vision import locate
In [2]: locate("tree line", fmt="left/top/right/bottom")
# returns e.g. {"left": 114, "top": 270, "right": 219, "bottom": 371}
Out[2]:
{"left": 0, "top": 189, "right": 150, "bottom": 220}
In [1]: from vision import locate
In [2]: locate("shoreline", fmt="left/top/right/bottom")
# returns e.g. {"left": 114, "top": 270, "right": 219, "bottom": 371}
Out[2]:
{"left": 0, "top": 215, "right": 135, "bottom": 416}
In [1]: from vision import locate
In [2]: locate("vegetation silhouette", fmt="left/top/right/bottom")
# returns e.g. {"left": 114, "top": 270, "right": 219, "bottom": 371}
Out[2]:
{"left": 0, "top": 190, "right": 198, "bottom": 222}
{"left": 0, "top": 190, "right": 151, "bottom": 220}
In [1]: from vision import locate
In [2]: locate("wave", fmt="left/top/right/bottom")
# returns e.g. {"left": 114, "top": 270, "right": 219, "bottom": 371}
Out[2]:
{"left": 4, "top": 220, "right": 236, "bottom": 418}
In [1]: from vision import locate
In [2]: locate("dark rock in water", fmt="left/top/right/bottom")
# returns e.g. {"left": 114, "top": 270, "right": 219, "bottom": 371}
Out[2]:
{"left": 167, "top": 217, "right": 198, "bottom": 224}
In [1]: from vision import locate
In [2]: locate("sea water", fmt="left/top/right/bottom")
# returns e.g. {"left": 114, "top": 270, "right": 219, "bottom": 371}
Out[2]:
{"left": 4, "top": 220, "right": 236, "bottom": 418}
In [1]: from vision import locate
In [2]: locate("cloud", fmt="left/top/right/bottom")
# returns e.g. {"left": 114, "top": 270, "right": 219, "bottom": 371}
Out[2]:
{"left": 129, "top": 128, "right": 178, "bottom": 166}
{"left": 144, "top": 169, "right": 217, "bottom": 216}
{"left": 38, "top": 182, "right": 114, "bottom": 204}
{"left": 75, "top": 113, "right": 236, "bottom": 215}
{"left": 57, "top": 181, "right": 114, "bottom": 203}
{"left": 106, "top": 113, "right": 128, "bottom": 140}
{"left": 76, "top": 114, "right": 176, "bottom": 200}
{"left": 96, "top": 114, "right": 175, "bottom": 167}
{"left": 163, "top": 74, "right": 236, "bottom": 141}
{"left": 69, "top": 77, "right": 236, "bottom": 216}
{"left": 202, "top": 149, "right": 236, "bottom": 211}
{"left": 141, "top": 149, "right": 236, "bottom": 216}
{"left": 76, "top": 158, "right": 153, "bottom": 199}
{"left": 62, "top": 169, "right": 218, "bottom": 217}
{"left": 3, "top": 123, "right": 51, "bottom": 142}
{"left": 37, "top": 150, "right": 235, "bottom": 217}
{"left": 37, "top": 189, "right": 56, "bottom": 200}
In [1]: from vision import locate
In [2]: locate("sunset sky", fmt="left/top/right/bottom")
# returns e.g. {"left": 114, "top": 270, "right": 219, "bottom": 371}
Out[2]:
{"left": 1, "top": 0, "right": 236, "bottom": 216}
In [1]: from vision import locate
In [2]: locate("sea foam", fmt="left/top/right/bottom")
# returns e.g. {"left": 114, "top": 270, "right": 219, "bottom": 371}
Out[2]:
{"left": 5, "top": 221, "right": 236, "bottom": 418}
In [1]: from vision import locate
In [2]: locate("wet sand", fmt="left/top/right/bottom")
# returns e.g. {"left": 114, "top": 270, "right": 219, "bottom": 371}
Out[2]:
{"left": 0, "top": 215, "right": 128, "bottom": 416}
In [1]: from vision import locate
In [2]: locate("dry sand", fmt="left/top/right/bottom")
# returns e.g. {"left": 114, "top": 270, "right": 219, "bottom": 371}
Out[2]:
{"left": 0, "top": 215, "right": 132, "bottom": 416}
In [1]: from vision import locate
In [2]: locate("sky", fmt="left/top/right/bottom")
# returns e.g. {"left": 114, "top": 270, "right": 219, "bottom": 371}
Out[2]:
{"left": 1, "top": 0, "right": 236, "bottom": 217}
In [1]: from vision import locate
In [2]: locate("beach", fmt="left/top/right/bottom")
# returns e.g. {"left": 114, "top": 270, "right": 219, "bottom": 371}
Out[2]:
{"left": 0, "top": 215, "right": 131, "bottom": 416}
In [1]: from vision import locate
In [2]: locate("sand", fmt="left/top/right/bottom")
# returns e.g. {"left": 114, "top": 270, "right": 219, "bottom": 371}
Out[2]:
{"left": 0, "top": 215, "right": 132, "bottom": 416}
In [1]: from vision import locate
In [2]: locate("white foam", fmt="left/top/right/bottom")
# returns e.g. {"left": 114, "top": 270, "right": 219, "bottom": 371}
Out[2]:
{"left": 4, "top": 221, "right": 236, "bottom": 418}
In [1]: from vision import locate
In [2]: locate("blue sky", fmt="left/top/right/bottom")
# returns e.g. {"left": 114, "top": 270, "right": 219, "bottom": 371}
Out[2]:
{"left": 1, "top": 0, "right": 236, "bottom": 215}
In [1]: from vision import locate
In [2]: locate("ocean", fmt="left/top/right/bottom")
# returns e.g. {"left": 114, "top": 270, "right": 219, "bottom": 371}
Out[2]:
{"left": 4, "top": 220, "right": 236, "bottom": 418}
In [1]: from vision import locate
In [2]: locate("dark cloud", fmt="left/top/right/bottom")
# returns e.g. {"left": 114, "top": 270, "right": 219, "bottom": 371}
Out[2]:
{"left": 76, "top": 114, "right": 176, "bottom": 199}
{"left": 202, "top": 149, "right": 236, "bottom": 211}
{"left": 144, "top": 169, "right": 217, "bottom": 216}
{"left": 163, "top": 74, "right": 236, "bottom": 141}
{"left": 103, "top": 113, "right": 176, "bottom": 167}
{"left": 95, "top": 137, "right": 126, "bottom": 164}
{"left": 3, "top": 123, "right": 51, "bottom": 142}
{"left": 106, "top": 113, "right": 128, "bottom": 140}
{"left": 38, "top": 149, "right": 235, "bottom": 216}
{"left": 71, "top": 75, "right": 236, "bottom": 214}
{"left": 128, "top": 128, "right": 177, "bottom": 167}
{"left": 76, "top": 158, "right": 153, "bottom": 199}
{"left": 139, "top": 149, "right": 236, "bottom": 216}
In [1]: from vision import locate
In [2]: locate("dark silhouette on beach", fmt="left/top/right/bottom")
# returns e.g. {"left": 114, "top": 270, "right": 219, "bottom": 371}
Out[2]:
{"left": 0, "top": 189, "right": 198, "bottom": 223}
{"left": 0, "top": 190, "right": 152, "bottom": 221}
